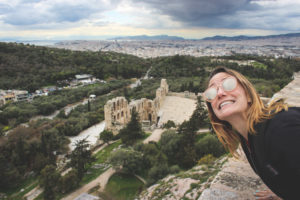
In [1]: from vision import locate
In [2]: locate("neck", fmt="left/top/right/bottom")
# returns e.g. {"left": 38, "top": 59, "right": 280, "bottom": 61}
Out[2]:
{"left": 227, "top": 115, "right": 248, "bottom": 140}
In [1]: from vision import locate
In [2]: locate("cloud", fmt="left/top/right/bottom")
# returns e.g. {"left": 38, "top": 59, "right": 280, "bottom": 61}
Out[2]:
{"left": 129, "top": 0, "right": 300, "bottom": 31}
{"left": 0, "top": 0, "right": 121, "bottom": 26}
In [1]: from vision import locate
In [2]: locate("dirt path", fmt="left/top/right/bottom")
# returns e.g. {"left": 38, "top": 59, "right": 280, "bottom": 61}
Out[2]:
{"left": 61, "top": 167, "right": 116, "bottom": 200}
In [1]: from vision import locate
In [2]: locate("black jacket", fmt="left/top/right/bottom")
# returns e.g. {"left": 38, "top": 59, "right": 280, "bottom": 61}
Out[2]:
{"left": 240, "top": 107, "right": 300, "bottom": 200}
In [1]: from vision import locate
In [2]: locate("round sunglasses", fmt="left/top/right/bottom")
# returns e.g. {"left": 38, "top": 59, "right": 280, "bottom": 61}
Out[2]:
{"left": 204, "top": 77, "right": 237, "bottom": 102}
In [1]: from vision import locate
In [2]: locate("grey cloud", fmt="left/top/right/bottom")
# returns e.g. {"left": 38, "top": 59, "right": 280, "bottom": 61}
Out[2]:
{"left": 132, "top": 0, "right": 254, "bottom": 22}
{"left": 130, "top": 0, "right": 300, "bottom": 30}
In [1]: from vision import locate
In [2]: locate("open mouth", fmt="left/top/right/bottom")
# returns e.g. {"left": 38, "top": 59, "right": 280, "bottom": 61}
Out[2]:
{"left": 219, "top": 100, "right": 235, "bottom": 110}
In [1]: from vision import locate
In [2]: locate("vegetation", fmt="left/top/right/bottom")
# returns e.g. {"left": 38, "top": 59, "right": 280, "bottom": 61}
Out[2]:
{"left": 119, "top": 109, "right": 145, "bottom": 146}
{"left": 68, "top": 139, "right": 95, "bottom": 181}
{"left": 162, "top": 120, "right": 176, "bottom": 129}
{"left": 103, "top": 173, "right": 144, "bottom": 200}
{"left": 149, "top": 54, "right": 300, "bottom": 96}
{"left": 1, "top": 43, "right": 300, "bottom": 199}
{"left": 0, "top": 79, "right": 129, "bottom": 131}
{"left": 0, "top": 42, "right": 149, "bottom": 91}
{"left": 108, "top": 95, "right": 223, "bottom": 188}
{"left": 100, "top": 130, "right": 114, "bottom": 144}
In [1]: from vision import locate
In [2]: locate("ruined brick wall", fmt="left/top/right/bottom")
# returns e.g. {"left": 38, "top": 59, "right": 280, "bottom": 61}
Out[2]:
{"left": 104, "top": 79, "right": 168, "bottom": 132}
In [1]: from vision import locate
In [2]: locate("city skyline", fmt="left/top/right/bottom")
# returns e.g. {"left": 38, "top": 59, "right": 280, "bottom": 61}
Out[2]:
{"left": 0, "top": 0, "right": 300, "bottom": 40}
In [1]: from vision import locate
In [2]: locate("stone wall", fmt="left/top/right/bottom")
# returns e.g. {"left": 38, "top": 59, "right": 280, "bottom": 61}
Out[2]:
{"left": 104, "top": 79, "right": 168, "bottom": 132}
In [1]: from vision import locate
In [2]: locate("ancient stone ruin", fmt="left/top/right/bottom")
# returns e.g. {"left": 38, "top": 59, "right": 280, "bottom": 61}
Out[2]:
{"left": 104, "top": 79, "right": 169, "bottom": 132}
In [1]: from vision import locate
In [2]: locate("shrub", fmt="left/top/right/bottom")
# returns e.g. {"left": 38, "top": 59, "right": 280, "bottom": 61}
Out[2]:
{"left": 148, "top": 164, "right": 169, "bottom": 185}
{"left": 195, "top": 134, "right": 225, "bottom": 159}
{"left": 197, "top": 154, "right": 216, "bottom": 165}
{"left": 162, "top": 120, "right": 176, "bottom": 129}
{"left": 59, "top": 169, "right": 79, "bottom": 193}
{"left": 169, "top": 165, "right": 181, "bottom": 174}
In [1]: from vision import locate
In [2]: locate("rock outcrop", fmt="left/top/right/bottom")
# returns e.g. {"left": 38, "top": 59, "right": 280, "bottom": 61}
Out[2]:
{"left": 139, "top": 157, "right": 228, "bottom": 200}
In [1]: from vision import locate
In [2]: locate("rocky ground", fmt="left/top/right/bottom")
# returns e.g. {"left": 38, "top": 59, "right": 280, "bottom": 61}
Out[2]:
{"left": 139, "top": 156, "right": 228, "bottom": 200}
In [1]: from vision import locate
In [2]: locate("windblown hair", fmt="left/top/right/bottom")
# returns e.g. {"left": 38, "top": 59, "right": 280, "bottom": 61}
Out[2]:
{"left": 206, "top": 67, "right": 288, "bottom": 157}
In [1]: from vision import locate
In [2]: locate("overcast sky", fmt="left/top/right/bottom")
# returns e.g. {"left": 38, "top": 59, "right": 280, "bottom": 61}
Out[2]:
{"left": 0, "top": 0, "right": 300, "bottom": 40}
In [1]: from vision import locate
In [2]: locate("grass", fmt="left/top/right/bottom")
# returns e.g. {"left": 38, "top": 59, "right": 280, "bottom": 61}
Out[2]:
{"left": 94, "top": 140, "right": 122, "bottom": 163}
{"left": 1, "top": 177, "right": 38, "bottom": 200}
{"left": 81, "top": 140, "right": 122, "bottom": 185}
{"left": 103, "top": 173, "right": 144, "bottom": 200}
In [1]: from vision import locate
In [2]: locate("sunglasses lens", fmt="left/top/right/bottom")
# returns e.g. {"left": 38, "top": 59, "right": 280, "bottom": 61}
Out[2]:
{"left": 204, "top": 88, "right": 217, "bottom": 101}
{"left": 223, "top": 78, "right": 236, "bottom": 91}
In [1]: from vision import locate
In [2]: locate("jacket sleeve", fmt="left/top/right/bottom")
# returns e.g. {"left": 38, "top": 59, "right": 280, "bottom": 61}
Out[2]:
{"left": 266, "top": 107, "right": 300, "bottom": 199}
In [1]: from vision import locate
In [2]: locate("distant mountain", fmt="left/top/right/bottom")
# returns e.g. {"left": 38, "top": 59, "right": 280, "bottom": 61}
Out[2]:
{"left": 201, "top": 32, "right": 300, "bottom": 41}
{"left": 109, "top": 35, "right": 185, "bottom": 41}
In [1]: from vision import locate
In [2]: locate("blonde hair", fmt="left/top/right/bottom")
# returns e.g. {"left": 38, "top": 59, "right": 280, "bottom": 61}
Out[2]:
{"left": 206, "top": 67, "right": 288, "bottom": 157}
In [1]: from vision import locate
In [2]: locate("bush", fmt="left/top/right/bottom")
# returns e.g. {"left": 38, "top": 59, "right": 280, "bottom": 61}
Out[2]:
{"left": 148, "top": 164, "right": 169, "bottom": 185}
{"left": 169, "top": 165, "right": 181, "bottom": 174}
{"left": 197, "top": 154, "right": 216, "bottom": 165}
{"left": 195, "top": 134, "right": 226, "bottom": 159}
{"left": 162, "top": 120, "right": 176, "bottom": 129}
{"left": 159, "top": 130, "right": 181, "bottom": 165}
{"left": 59, "top": 169, "right": 79, "bottom": 193}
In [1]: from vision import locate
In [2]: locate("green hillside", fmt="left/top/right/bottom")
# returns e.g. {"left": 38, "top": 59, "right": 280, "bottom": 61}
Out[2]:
{"left": 0, "top": 42, "right": 149, "bottom": 91}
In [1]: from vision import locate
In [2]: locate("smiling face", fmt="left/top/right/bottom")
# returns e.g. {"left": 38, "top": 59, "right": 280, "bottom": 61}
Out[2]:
{"left": 208, "top": 72, "right": 249, "bottom": 123}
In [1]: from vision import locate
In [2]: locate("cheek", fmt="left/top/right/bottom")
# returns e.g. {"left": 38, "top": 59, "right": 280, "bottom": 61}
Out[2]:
{"left": 211, "top": 101, "right": 220, "bottom": 115}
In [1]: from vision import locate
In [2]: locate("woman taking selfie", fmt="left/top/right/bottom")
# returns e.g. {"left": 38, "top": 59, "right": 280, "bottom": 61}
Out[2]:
{"left": 204, "top": 67, "right": 300, "bottom": 200}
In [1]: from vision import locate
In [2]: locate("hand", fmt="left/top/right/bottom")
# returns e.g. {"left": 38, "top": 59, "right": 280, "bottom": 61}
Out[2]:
{"left": 254, "top": 189, "right": 282, "bottom": 200}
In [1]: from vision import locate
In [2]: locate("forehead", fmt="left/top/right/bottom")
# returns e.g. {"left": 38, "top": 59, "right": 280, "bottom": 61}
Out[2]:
{"left": 209, "top": 72, "right": 233, "bottom": 85}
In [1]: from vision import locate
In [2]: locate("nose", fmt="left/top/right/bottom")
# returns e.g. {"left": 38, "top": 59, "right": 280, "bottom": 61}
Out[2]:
{"left": 216, "top": 86, "right": 226, "bottom": 97}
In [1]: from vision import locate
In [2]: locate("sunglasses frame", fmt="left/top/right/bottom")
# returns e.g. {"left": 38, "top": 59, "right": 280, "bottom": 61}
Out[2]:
{"left": 203, "top": 77, "right": 237, "bottom": 102}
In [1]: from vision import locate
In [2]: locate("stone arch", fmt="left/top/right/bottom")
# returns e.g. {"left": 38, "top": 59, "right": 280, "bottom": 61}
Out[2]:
{"left": 148, "top": 113, "right": 152, "bottom": 122}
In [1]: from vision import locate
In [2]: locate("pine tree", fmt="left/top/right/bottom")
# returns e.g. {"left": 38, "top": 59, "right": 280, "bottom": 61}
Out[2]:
{"left": 69, "top": 139, "right": 94, "bottom": 180}
{"left": 119, "top": 109, "right": 144, "bottom": 146}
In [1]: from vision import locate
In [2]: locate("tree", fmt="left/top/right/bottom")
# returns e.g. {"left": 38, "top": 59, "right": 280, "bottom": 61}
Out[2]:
{"left": 160, "top": 130, "right": 181, "bottom": 165}
{"left": 87, "top": 100, "right": 91, "bottom": 112}
{"left": 100, "top": 130, "right": 114, "bottom": 144}
{"left": 119, "top": 109, "right": 144, "bottom": 146}
{"left": 162, "top": 120, "right": 176, "bottom": 129}
{"left": 0, "top": 155, "right": 22, "bottom": 189}
{"left": 109, "top": 148, "right": 144, "bottom": 174}
{"left": 188, "top": 96, "right": 209, "bottom": 132}
{"left": 195, "top": 134, "right": 226, "bottom": 158}
{"left": 148, "top": 163, "right": 169, "bottom": 185}
{"left": 176, "top": 121, "right": 198, "bottom": 169}
{"left": 59, "top": 169, "right": 79, "bottom": 194}
{"left": 69, "top": 139, "right": 94, "bottom": 180}
{"left": 39, "top": 165, "right": 60, "bottom": 200}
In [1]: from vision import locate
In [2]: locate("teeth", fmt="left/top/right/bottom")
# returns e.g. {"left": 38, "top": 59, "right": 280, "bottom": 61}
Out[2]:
{"left": 220, "top": 101, "right": 234, "bottom": 109}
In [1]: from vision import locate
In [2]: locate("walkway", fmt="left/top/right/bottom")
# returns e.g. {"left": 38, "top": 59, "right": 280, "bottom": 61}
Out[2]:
{"left": 61, "top": 167, "right": 116, "bottom": 200}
